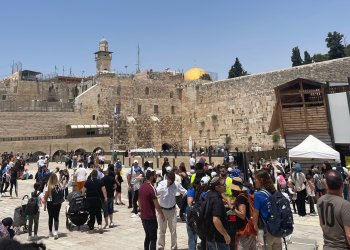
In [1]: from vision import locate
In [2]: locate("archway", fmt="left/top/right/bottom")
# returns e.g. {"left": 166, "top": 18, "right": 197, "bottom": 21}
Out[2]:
{"left": 93, "top": 147, "right": 104, "bottom": 154}
{"left": 161, "top": 143, "right": 172, "bottom": 152}
{"left": 32, "top": 151, "right": 46, "bottom": 162}
{"left": 75, "top": 148, "right": 86, "bottom": 155}
{"left": 52, "top": 150, "right": 66, "bottom": 163}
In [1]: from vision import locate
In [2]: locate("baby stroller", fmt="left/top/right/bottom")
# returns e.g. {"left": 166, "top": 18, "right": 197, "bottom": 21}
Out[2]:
{"left": 66, "top": 191, "right": 89, "bottom": 231}
{"left": 13, "top": 195, "right": 28, "bottom": 234}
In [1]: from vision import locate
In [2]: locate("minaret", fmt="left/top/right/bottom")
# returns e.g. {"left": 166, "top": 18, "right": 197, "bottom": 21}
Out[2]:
{"left": 94, "top": 38, "right": 113, "bottom": 73}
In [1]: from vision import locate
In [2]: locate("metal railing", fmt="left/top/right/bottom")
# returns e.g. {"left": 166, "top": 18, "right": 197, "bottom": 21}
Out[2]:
{"left": 0, "top": 134, "right": 109, "bottom": 142}
{"left": 0, "top": 101, "right": 74, "bottom": 112}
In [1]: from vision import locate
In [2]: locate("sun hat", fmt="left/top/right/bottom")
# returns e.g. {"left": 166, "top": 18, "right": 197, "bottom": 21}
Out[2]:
{"left": 229, "top": 177, "right": 247, "bottom": 192}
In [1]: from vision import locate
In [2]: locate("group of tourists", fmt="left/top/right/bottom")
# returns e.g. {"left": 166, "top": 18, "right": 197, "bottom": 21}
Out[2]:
{"left": 1, "top": 149, "right": 350, "bottom": 250}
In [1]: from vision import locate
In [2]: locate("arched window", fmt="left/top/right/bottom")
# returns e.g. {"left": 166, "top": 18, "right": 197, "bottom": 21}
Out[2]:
{"left": 145, "top": 87, "right": 149, "bottom": 95}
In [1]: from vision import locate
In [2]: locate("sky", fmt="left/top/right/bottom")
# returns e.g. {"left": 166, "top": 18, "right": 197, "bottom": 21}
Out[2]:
{"left": 0, "top": 1, "right": 349, "bottom": 80}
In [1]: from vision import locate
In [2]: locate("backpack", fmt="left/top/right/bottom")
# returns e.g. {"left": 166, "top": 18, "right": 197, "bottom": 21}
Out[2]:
{"left": 277, "top": 175, "right": 287, "bottom": 189}
{"left": 260, "top": 189, "right": 294, "bottom": 238}
{"left": 25, "top": 192, "right": 41, "bottom": 216}
{"left": 236, "top": 193, "right": 257, "bottom": 237}
{"left": 187, "top": 195, "right": 213, "bottom": 239}
{"left": 51, "top": 185, "right": 64, "bottom": 205}
{"left": 314, "top": 174, "right": 324, "bottom": 190}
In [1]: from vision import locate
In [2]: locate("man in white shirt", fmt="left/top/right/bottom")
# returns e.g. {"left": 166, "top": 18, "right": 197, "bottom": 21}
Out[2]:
{"left": 74, "top": 164, "right": 87, "bottom": 192}
{"left": 189, "top": 155, "right": 196, "bottom": 170}
{"left": 156, "top": 171, "right": 187, "bottom": 250}
{"left": 128, "top": 160, "right": 144, "bottom": 217}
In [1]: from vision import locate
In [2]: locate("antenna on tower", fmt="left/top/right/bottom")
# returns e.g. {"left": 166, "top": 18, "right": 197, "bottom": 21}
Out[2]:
{"left": 136, "top": 44, "right": 141, "bottom": 73}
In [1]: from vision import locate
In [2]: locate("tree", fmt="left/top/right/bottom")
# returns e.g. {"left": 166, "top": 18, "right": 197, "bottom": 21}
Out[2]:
{"left": 228, "top": 57, "right": 247, "bottom": 78}
{"left": 312, "top": 53, "right": 329, "bottom": 62}
{"left": 200, "top": 73, "right": 212, "bottom": 81}
{"left": 326, "top": 31, "right": 345, "bottom": 59}
{"left": 303, "top": 51, "right": 312, "bottom": 64}
{"left": 345, "top": 44, "right": 350, "bottom": 57}
{"left": 291, "top": 47, "right": 303, "bottom": 66}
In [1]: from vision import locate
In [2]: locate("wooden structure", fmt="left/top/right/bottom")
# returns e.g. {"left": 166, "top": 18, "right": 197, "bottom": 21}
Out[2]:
{"left": 274, "top": 78, "right": 331, "bottom": 149}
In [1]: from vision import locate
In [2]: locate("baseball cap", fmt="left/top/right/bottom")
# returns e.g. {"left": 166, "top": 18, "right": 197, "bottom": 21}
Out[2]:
{"left": 133, "top": 159, "right": 138, "bottom": 164}
{"left": 200, "top": 176, "right": 210, "bottom": 186}
{"left": 166, "top": 166, "right": 173, "bottom": 172}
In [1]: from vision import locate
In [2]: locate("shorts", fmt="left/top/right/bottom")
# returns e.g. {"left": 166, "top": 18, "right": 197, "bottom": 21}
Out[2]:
{"left": 102, "top": 197, "right": 114, "bottom": 217}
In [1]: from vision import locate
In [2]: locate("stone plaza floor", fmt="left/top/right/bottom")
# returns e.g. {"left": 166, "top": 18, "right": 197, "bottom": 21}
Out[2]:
{"left": 0, "top": 163, "right": 324, "bottom": 249}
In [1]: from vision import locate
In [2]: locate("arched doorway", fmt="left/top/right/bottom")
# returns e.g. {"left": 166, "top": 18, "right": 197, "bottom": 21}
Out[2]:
{"left": 161, "top": 143, "right": 172, "bottom": 152}
{"left": 32, "top": 151, "right": 46, "bottom": 162}
{"left": 52, "top": 150, "right": 66, "bottom": 163}
{"left": 93, "top": 147, "right": 104, "bottom": 154}
{"left": 75, "top": 148, "right": 86, "bottom": 155}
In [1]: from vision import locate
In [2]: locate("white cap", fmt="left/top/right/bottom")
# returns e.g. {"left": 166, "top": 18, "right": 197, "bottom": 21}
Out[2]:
{"left": 133, "top": 160, "right": 138, "bottom": 164}
{"left": 208, "top": 165, "right": 213, "bottom": 170}
{"left": 190, "top": 169, "right": 195, "bottom": 174}
{"left": 146, "top": 167, "right": 155, "bottom": 173}
{"left": 228, "top": 167, "right": 233, "bottom": 172}
{"left": 201, "top": 152, "right": 205, "bottom": 155}
{"left": 200, "top": 176, "right": 210, "bottom": 185}
{"left": 166, "top": 166, "right": 173, "bottom": 172}
{"left": 211, "top": 172, "right": 217, "bottom": 178}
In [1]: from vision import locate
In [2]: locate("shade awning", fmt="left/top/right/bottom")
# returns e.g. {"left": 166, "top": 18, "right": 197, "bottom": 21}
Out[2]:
{"left": 70, "top": 124, "right": 109, "bottom": 129}
{"left": 289, "top": 135, "right": 340, "bottom": 160}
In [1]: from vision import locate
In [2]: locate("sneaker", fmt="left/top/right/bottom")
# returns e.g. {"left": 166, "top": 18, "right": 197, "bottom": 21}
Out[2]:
{"left": 130, "top": 213, "right": 139, "bottom": 218}
{"left": 33, "top": 235, "right": 39, "bottom": 241}
{"left": 27, "top": 235, "right": 33, "bottom": 241}
{"left": 54, "top": 231, "right": 58, "bottom": 240}
{"left": 49, "top": 232, "right": 54, "bottom": 237}
{"left": 98, "top": 225, "right": 103, "bottom": 234}
{"left": 109, "top": 222, "right": 114, "bottom": 228}
{"left": 103, "top": 224, "right": 108, "bottom": 229}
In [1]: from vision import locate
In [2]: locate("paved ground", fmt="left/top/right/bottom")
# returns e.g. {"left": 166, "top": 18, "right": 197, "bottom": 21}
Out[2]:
{"left": 0, "top": 163, "right": 324, "bottom": 249}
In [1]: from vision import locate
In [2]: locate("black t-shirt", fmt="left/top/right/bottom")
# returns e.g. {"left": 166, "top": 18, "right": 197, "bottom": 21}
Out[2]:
{"left": 103, "top": 175, "right": 116, "bottom": 198}
{"left": 84, "top": 178, "right": 104, "bottom": 199}
{"left": 206, "top": 190, "right": 227, "bottom": 243}
{"left": 235, "top": 195, "right": 250, "bottom": 230}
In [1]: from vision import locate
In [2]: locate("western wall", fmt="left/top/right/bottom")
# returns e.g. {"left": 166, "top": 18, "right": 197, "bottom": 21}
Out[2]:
{"left": 0, "top": 38, "right": 349, "bottom": 155}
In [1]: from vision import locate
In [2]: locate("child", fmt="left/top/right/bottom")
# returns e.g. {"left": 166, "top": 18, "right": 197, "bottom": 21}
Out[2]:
{"left": 306, "top": 174, "right": 316, "bottom": 215}
{"left": 27, "top": 182, "right": 44, "bottom": 241}
{"left": 287, "top": 181, "right": 297, "bottom": 214}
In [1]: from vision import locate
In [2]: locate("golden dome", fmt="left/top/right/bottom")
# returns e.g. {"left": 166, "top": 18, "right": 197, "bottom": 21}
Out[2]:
{"left": 184, "top": 67, "right": 208, "bottom": 81}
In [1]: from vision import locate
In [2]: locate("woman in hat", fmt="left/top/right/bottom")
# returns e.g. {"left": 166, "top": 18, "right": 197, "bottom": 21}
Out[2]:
{"left": 228, "top": 177, "right": 256, "bottom": 250}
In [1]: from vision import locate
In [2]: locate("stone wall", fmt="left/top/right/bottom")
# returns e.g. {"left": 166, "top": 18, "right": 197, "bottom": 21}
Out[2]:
{"left": 182, "top": 57, "right": 350, "bottom": 151}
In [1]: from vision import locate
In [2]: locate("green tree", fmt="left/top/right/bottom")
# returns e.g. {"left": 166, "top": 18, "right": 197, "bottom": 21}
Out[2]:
{"left": 345, "top": 44, "right": 350, "bottom": 57}
{"left": 200, "top": 73, "right": 212, "bottom": 81}
{"left": 228, "top": 57, "right": 247, "bottom": 78}
{"left": 291, "top": 47, "right": 303, "bottom": 66}
{"left": 312, "top": 53, "right": 329, "bottom": 62}
{"left": 326, "top": 31, "right": 345, "bottom": 59}
{"left": 303, "top": 51, "right": 312, "bottom": 64}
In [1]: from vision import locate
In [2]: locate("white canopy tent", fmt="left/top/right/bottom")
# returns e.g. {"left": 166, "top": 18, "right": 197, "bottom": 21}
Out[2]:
{"left": 289, "top": 135, "right": 340, "bottom": 161}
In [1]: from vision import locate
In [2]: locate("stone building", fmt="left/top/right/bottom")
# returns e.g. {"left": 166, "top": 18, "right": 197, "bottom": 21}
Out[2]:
{"left": 1, "top": 38, "right": 350, "bottom": 155}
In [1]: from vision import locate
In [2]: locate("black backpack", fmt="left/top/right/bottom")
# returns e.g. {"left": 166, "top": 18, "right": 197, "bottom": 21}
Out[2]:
{"left": 25, "top": 192, "right": 41, "bottom": 216}
{"left": 51, "top": 185, "right": 64, "bottom": 205}
{"left": 187, "top": 195, "right": 213, "bottom": 239}
{"left": 260, "top": 189, "right": 294, "bottom": 238}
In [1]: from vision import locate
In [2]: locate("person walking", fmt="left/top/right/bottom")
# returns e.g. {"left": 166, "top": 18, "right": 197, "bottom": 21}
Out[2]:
{"left": 317, "top": 170, "right": 350, "bottom": 249}
{"left": 27, "top": 182, "right": 44, "bottom": 241}
{"left": 156, "top": 171, "right": 187, "bottom": 250}
{"left": 291, "top": 163, "right": 307, "bottom": 216}
{"left": 43, "top": 173, "right": 64, "bottom": 240}
{"left": 115, "top": 166, "right": 124, "bottom": 205}
{"left": 205, "top": 176, "right": 231, "bottom": 250}
{"left": 252, "top": 169, "right": 282, "bottom": 250}
{"left": 82, "top": 169, "right": 107, "bottom": 233}
{"left": 9, "top": 164, "right": 18, "bottom": 198}
{"left": 102, "top": 165, "right": 116, "bottom": 228}
{"left": 139, "top": 168, "right": 165, "bottom": 250}
{"left": 75, "top": 164, "right": 87, "bottom": 192}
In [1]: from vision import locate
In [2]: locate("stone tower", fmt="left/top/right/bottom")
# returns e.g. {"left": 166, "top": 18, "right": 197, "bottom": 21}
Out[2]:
{"left": 94, "top": 38, "right": 113, "bottom": 73}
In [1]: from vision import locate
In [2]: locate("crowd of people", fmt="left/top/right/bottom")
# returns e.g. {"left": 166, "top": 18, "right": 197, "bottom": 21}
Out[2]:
{"left": 1, "top": 150, "right": 350, "bottom": 250}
